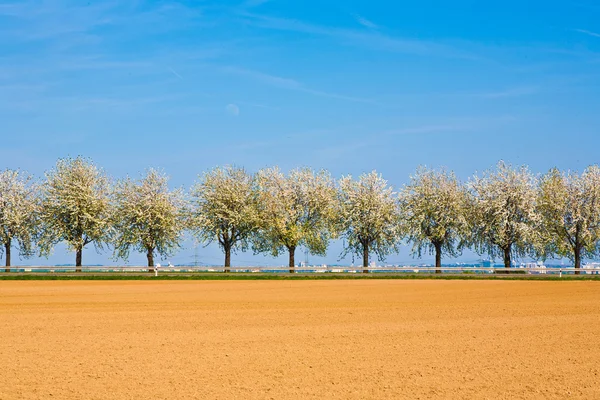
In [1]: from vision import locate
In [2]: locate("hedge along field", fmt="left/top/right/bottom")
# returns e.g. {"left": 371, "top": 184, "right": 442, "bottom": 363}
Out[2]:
{"left": 1, "top": 279, "right": 599, "bottom": 399}
{"left": 2, "top": 157, "right": 600, "bottom": 274}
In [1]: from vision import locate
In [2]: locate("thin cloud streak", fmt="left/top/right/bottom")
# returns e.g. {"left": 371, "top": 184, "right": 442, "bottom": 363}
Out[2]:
{"left": 477, "top": 86, "right": 539, "bottom": 99}
{"left": 353, "top": 14, "right": 378, "bottom": 29}
{"left": 234, "top": 128, "right": 336, "bottom": 150}
{"left": 236, "top": 101, "right": 279, "bottom": 110}
{"left": 574, "top": 28, "right": 600, "bottom": 38}
{"left": 0, "top": 92, "right": 187, "bottom": 113}
{"left": 223, "top": 66, "right": 378, "bottom": 104}
{"left": 169, "top": 68, "right": 183, "bottom": 79}
{"left": 384, "top": 125, "right": 468, "bottom": 135}
{"left": 318, "top": 116, "right": 517, "bottom": 159}
{"left": 242, "top": 0, "right": 273, "bottom": 8}
{"left": 0, "top": 0, "right": 205, "bottom": 43}
{"left": 239, "top": 13, "right": 482, "bottom": 60}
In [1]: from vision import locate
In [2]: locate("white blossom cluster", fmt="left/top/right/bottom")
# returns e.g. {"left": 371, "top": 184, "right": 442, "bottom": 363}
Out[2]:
{"left": 399, "top": 167, "right": 467, "bottom": 271}
{"left": 2, "top": 157, "right": 600, "bottom": 272}
{"left": 112, "top": 168, "right": 186, "bottom": 270}
{"left": 188, "top": 166, "right": 259, "bottom": 272}
{"left": 0, "top": 170, "right": 38, "bottom": 271}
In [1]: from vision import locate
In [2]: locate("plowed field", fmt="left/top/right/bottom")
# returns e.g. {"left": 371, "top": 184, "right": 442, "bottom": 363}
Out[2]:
{"left": 1, "top": 280, "right": 599, "bottom": 399}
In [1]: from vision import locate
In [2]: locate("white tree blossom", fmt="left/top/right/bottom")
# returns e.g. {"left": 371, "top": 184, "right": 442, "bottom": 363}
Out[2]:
{"left": 189, "top": 166, "right": 260, "bottom": 272}
{"left": 399, "top": 167, "right": 468, "bottom": 272}
{"left": 254, "top": 167, "right": 338, "bottom": 272}
{"left": 112, "top": 169, "right": 186, "bottom": 271}
{"left": 467, "top": 161, "right": 540, "bottom": 269}
{"left": 0, "top": 170, "right": 38, "bottom": 270}
{"left": 538, "top": 166, "right": 600, "bottom": 273}
{"left": 338, "top": 171, "right": 401, "bottom": 270}
{"left": 39, "top": 157, "right": 111, "bottom": 271}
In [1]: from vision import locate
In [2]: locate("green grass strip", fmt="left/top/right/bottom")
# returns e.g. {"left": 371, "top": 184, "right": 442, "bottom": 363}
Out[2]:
{"left": 1, "top": 273, "right": 600, "bottom": 281}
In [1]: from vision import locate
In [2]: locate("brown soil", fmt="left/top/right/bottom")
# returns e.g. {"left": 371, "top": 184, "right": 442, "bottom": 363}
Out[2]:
{"left": 1, "top": 280, "right": 599, "bottom": 399}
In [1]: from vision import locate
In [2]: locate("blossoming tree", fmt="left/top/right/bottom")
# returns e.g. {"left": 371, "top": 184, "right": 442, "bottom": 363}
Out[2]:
{"left": 538, "top": 166, "right": 600, "bottom": 273}
{"left": 112, "top": 169, "right": 185, "bottom": 272}
{"left": 338, "top": 171, "right": 401, "bottom": 271}
{"left": 189, "top": 166, "right": 260, "bottom": 272}
{"left": 0, "top": 170, "right": 38, "bottom": 270}
{"left": 399, "top": 167, "right": 468, "bottom": 273}
{"left": 254, "top": 167, "right": 338, "bottom": 273}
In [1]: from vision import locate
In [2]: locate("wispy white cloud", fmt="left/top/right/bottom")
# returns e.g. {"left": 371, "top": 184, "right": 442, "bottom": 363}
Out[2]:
{"left": 239, "top": 13, "right": 481, "bottom": 60}
{"left": 0, "top": 0, "right": 217, "bottom": 92}
{"left": 317, "top": 116, "right": 517, "bottom": 159}
{"left": 223, "top": 66, "right": 377, "bottom": 104}
{"left": 0, "top": 0, "right": 205, "bottom": 43}
{"left": 233, "top": 128, "right": 336, "bottom": 150}
{"left": 476, "top": 86, "right": 539, "bottom": 99}
{"left": 394, "top": 86, "right": 539, "bottom": 101}
{"left": 0, "top": 2, "right": 30, "bottom": 17}
{"left": 0, "top": 1, "right": 118, "bottom": 41}
{"left": 0, "top": 89, "right": 187, "bottom": 113}
{"left": 74, "top": 95, "right": 180, "bottom": 109}
{"left": 353, "top": 14, "right": 378, "bottom": 29}
{"left": 236, "top": 101, "right": 279, "bottom": 110}
{"left": 384, "top": 125, "right": 467, "bottom": 135}
{"left": 384, "top": 116, "right": 517, "bottom": 137}
{"left": 242, "top": 0, "right": 273, "bottom": 8}
{"left": 574, "top": 28, "right": 600, "bottom": 38}
{"left": 169, "top": 67, "right": 183, "bottom": 79}
{"left": 59, "top": 58, "right": 151, "bottom": 71}
{"left": 223, "top": 66, "right": 302, "bottom": 89}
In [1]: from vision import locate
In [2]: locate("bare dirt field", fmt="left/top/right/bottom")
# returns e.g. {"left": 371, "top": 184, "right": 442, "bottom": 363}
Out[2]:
{"left": 1, "top": 280, "right": 599, "bottom": 399}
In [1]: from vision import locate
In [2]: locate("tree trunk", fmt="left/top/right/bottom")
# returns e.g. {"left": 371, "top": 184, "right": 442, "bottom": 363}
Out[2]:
{"left": 434, "top": 242, "right": 442, "bottom": 274}
{"left": 75, "top": 247, "right": 82, "bottom": 273}
{"left": 147, "top": 249, "right": 154, "bottom": 273}
{"left": 224, "top": 243, "right": 231, "bottom": 274}
{"left": 574, "top": 246, "right": 581, "bottom": 275}
{"left": 362, "top": 242, "right": 369, "bottom": 273}
{"left": 503, "top": 246, "right": 511, "bottom": 271}
{"left": 288, "top": 246, "right": 296, "bottom": 274}
{"left": 4, "top": 240, "right": 11, "bottom": 272}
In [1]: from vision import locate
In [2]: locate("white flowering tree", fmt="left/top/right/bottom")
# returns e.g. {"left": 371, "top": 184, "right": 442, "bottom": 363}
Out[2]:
{"left": 467, "top": 161, "right": 540, "bottom": 269}
{"left": 39, "top": 157, "right": 111, "bottom": 272}
{"left": 112, "top": 169, "right": 185, "bottom": 272}
{"left": 189, "top": 166, "right": 260, "bottom": 272}
{"left": 399, "top": 167, "right": 468, "bottom": 273}
{"left": 254, "top": 167, "right": 338, "bottom": 273}
{"left": 538, "top": 166, "right": 600, "bottom": 273}
{"left": 338, "top": 171, "right": 401, "bottom": 271}
{"left": 0, "top": 170, "right": 39, "bottom": 270}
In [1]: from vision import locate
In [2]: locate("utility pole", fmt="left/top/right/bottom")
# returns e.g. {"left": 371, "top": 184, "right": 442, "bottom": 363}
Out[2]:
{"left": 193, "top": 240, "right": 199, "bottom": 267}
{"left": 304, "top": 248, "right": 309, "bottom": 266}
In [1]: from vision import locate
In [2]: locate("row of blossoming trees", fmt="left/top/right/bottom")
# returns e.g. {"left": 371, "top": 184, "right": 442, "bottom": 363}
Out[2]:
{"left": 1, "top": 157, "right": 600, "bottom": 274}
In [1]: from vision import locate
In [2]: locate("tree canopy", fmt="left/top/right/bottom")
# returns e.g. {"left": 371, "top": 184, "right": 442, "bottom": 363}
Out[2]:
{"left": 112, "top": 169, "right": 186, "bottom": 271}
{"left": 399, "top": 167, "right": 468, "bottom": 272}
{"left": 538, "top": 166, "right": 600, "bottom": 272}
{"left": 253, "top": 167, "right": 338, "bottom": 272}
{"left": 189, "top": 166, "right": 259, "bottom": 272}
{"left": 339, "top": 171, "right": 401, "bottom": 270}
{"left": 467, "top": 161, "right": 540, "bottom": 269}
{"left": 0, "top": 169, "right": 38, "bottom": 270}
{"left": 38, "top": 157, "right": 111, "bottom": 270}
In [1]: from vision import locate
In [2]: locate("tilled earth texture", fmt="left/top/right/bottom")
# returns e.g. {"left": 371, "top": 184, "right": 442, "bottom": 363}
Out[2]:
{"left": 1, "top": 280, "right": 599, "bottom": 399}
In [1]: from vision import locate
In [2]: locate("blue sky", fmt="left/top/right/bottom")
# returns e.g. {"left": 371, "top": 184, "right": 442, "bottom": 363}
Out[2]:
{"left": 1, "top": 0, "right": 600, "bottom": 266}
